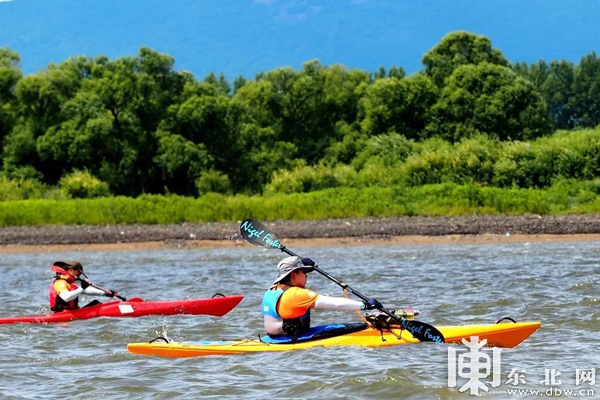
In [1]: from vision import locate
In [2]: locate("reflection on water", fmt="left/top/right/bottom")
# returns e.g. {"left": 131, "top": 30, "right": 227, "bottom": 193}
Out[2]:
{"left": 1, "top": 240, "right": 600, "bottom": 399}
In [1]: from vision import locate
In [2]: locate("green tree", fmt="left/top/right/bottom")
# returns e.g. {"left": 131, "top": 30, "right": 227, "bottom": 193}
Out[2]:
{"left": 11, "top": 48, "right": 191, "bottom": 195}
{"left": 196, "top": 169, "right": 232, "bottom": 195}
{"left": 0, "top": 48, "right": 22, "bottom": 165}
{"left": 358, "top": 74, "right": 439, "bottom": 140}
{"left": 514, "top": 59, "right": 575, "bottom": 130}
{"left": 157, "top": 88, "right": 246, "bottom": 191}
{"left": 422, "top": 31, "right": 509, "bottom": 87}
{"left": 204, "top": 72, "right": 231, "bottom": 96}
{"left": 571, "top": 52, "right": 600, "bottom": 127}
{"left": 153, "top": 130, "right": 213, "bottom": 195}
{"left": 543, "top": 60, "right": 575, "bottom": 129}
{"left": 233, "top": 122, "right": 299, "bottom": 192}
{"left": 218, "top": 73, "right": 231, "bottom": 95}
{"left": 352, "top": 132, "right": 416, "bottom": 170}
{"left": 373, "top": 66, "right": 387, "bottom": 80}
{"left": 235, "top": 61, "right": 369, "bottom": 164}
{"left": 388, "top": 66, "right": 406, "bottom": 80}
{"left": 323, "top": 122, "right": 367, "bottom": 165}
{"left": 427, "top": 63, "right": 551, "bottom": 141}
{"left": 233, "top": 74, "right": 248, "bottom": 94}
{"left": 59, "top": 169, "right": 111, "bottom": 198}
{"left": 513, "top": 60, "right": 550, "bottom": 88}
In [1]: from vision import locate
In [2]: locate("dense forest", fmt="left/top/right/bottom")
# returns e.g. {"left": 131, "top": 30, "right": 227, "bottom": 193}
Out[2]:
{"left": 1, "top": 31, "right": 600, "bottom": 201}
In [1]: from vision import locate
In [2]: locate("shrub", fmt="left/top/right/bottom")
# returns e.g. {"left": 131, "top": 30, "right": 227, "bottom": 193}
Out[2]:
{"left": 59, "top": 170, "right": 111, "bottom": 199}
{"left": 352, "top": 132, "right": 416, "bottom": 170}
{"left": 195, "top": 169, "right": 232, "bottom": 195}
{"left": 0, "top": 177, "right": 47, "bottom": 201}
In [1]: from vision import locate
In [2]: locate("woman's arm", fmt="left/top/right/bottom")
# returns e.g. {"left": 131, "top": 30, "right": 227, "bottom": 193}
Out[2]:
{"left": 58, "top": 287, "right": 83, "bottom": 302}
{"left": 81, "top": 286, "right": 106, "bottom": 296}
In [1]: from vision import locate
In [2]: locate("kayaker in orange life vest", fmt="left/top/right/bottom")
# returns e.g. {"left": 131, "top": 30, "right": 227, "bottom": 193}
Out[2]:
{"left": 262, "top": 256, "right": 383, "bottom": 336}
{"left": 49, "top": 260, "right": 118, "bottom": 312}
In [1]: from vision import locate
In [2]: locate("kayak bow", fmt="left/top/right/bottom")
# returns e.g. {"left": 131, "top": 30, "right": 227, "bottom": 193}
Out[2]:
{"left": 127, "top": 320, "right": 541, "bottom": 358}
{"left": 0, "top": 295, "right": 243, "bottom": 325}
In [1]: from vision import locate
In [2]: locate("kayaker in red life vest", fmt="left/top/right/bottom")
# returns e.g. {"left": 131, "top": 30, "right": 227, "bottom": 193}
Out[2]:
{"left": 49, "top": 260, "right": 118, "bottom": 312}
{"left": 262, "top": 256, "right": 383, "bottom": 336}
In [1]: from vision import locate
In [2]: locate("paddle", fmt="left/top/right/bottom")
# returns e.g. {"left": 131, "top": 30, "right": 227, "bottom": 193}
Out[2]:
{"left": 51, "top": 266, "right": 128, "bottom": 301}
{"left": 239, "top": 219, "right": 445, "bottom": 344}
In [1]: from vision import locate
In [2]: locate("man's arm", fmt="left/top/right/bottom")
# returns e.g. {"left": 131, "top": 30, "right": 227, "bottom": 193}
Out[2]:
{"left": 313, "top": 295, "right": 363, "bottom": 311}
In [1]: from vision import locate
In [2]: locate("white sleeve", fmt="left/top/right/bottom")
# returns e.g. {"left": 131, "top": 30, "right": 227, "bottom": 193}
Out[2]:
{"left": 314, "top": 295, "right": 364, "bottom": 311}
{"left": 81, "top": 286, "right": 106, "bottom": 296}
{"left": 264, "top": 315, "right": 285, "bottom": 335}
{"left": 58, "top": 287, "right": 83, "bottom": 302}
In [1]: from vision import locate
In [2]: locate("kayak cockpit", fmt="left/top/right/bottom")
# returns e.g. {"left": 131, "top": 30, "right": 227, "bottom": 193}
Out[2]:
{"left": 259, "top": 323, "right": 368, "bottom": 344}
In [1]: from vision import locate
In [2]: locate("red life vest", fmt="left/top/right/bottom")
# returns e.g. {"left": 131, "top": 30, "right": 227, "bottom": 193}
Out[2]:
{"left": 49, "top": 279, "right": 80, "bottom": 312}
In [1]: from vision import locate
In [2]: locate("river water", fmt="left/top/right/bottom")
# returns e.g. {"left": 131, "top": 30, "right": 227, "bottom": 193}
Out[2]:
{"left": 1, "top": 240, "right": 599, "bottom": 399}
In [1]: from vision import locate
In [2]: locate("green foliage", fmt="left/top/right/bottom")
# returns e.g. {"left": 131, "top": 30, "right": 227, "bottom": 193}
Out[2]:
{"left": 2, "top": 123, "right": 42, "bottom": 179}
{"left": 234, "top": 123, "right": 300, "bottom": 193}
{"left": 2, "top": 33, "right": 600, "bottom": 201}
{"left": 235, "top": 60, "right": 370, "bottom": 165}
{"left": 513, "top": 53, "right": 600, "bottom": 131}
{"left": 204, "top": 72, "right": 231, "bottom": 95}
{"left": 265, "top": 128, "right": 600, "bottom": 192}
{"left": 493, "top": 128, "right": 600, "bottom": 187}
{"left": 515, "top": 59, "right": 576, "bottom": 130}
{"left": 233, "top": 74, "right": 248, "bottom": 94}
{"left": 59, "top": 170, "right": 111, "bottom": 198}
{"left": 160, "top": 90, "right": 241, "bottom": 171}
{"left": 323, "top": 122, "right": 367, "bottom": 165}
{"left": 266, "top": 164, "right": 360, "bottom": 194}
{"left": 0, "top": 177, "right": 46, "bottom": 201}
{"left": 400, "top": 135, "right": 499, "bottom": 186}
{"left": 427, "top": 63, "right": 552, "bottom": 141}
{"left": 5, "top": 182, "right": 600, "bottom": 226}
{"left": 0, "top": 47, "right": 22, "bottom": 162}
{"left": 358, "top": 74, "right": 438, "bottom": 139}
{"left": 153, "top": 130, "right": 213, "bottom": 195}
{"left": 372, "top": 65, "right": 406, "bottom": 80}
{"left": 195, "top": 169, "right": 233, "bottom": 195}
{"left": 9, "top": 48, "right": 190, "bottom": 195}
{"left": 492, "top": 141, "right": 541, "bottom": 187}
{"left": 571, "top": 52, "right": 600, "bottom": 127}
{"left": 422, "top": 31, "right": 510, "bottom": 86}
{"left": 352, "top": 132, "right": 416, "bottom": 169}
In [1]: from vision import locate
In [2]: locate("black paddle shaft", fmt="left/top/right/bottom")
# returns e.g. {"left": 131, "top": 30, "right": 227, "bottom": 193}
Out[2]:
{"left": 81, "top": 278, "right": 127, "bottom": 301}
{"left": 281, "top": 246, "right": 404, "bottom": 324}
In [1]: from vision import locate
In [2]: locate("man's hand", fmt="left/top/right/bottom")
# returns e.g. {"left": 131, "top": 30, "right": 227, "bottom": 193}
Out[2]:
{"left": 104, "top": 290, "right": 117, "bottom": 298}
{"left": 301, "top": 257, "right": 316, "bottom": 267}
{"left": 362, "top": 298, "right": 383, "bottom": 310}
{"left": 79, "top": 279, "right": 90, "bottom": 289}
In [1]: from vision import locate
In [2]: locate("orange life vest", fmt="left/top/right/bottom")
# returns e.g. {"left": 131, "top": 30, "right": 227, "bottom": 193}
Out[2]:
{"left": 49, "top": 279, "right": 80, "bottom": 312}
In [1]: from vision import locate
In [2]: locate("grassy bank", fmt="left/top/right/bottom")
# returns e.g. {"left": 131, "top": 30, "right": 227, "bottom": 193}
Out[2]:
{"left": 1, "top": 181, "right": 600, "bottom": 227}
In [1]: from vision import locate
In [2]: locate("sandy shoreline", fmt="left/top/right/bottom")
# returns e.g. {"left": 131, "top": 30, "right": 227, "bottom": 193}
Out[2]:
{"left": 2, "top": 214, "right": 600, "bottom": 253}
{"left": 1, "top": 232, "right": 600, "bottom": 253}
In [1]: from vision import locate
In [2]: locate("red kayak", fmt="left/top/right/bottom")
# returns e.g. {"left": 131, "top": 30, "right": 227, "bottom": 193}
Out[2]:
{"left": 0, "top": 295, "right": 243, "bottom": 325}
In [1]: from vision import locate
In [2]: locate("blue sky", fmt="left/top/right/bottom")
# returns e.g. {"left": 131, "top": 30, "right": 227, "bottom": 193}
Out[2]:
{"left": 0, "top": 0, "right": 599, "bottom": 79}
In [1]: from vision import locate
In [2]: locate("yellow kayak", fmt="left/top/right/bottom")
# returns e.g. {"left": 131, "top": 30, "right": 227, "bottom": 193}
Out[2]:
{"left": 127, "top": 321, "right": 541, "bottom": 358}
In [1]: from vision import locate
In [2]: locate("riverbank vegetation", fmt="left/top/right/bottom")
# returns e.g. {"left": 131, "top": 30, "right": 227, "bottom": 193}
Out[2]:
{"left": 2, "top": 180, "right": 600, "bottom": 226}
{"left": 1, "top": 31, "right": 600, "bottom": 225}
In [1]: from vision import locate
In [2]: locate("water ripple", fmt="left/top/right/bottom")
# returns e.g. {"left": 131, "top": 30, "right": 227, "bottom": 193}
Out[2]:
{"left": 0, "top": 241, "right": 598, "bottom": 398}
